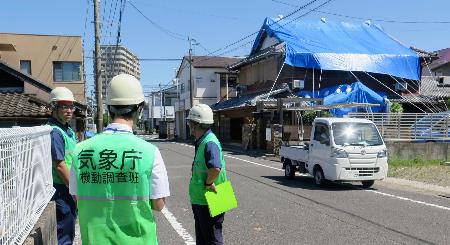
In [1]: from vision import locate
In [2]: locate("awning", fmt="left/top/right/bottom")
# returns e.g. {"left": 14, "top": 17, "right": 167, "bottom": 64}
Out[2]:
{"left": 251, "top": 18, "right": 420, "bottom": 80}
{"left": 210, "top": 87, "right": 290, "bottom": 112}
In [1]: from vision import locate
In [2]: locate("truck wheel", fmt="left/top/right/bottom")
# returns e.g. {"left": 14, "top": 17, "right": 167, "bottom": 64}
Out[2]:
{"left": 313, "top": 168, "right": 325, "bottom": 186}
{"left": 284, "top": 161, "right": 295, "bottom": 179}
{"left": 361, "top": 180, "right": 375, "bottom": 188}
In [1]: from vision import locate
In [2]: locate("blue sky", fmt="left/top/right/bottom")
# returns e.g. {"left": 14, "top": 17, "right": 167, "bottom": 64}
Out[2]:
{"left": 1, "top": 0, "right": 450, "bottom": 96}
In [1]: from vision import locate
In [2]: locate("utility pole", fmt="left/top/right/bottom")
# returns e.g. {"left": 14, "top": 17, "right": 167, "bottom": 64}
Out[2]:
{"left": 159, "top": 83, "right": 163, "bottom": 125}
{"left": 94, "top": 0, "right": 103, "bottom": 132}
{"left": 188, "top": 37, "right": 194, "bottom": 109}
{"left": 151, "top": 92, "right": 155, "bottom": 131}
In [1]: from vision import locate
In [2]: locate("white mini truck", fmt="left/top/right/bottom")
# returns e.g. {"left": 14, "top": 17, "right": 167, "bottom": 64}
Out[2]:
{"left": 280, "top": 118, "right": 388, "bottom": 188}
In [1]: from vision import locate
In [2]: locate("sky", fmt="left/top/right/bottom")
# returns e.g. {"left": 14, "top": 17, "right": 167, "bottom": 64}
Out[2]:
{"left": 1, "top": 0, "right": 450, "bottom": 96}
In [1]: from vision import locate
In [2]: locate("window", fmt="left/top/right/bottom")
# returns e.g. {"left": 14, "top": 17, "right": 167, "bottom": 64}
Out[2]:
{"left": 53, "top": 62, "right": 81, "bottom": 82}
{"left": 313, "top": 123, "right": 330, "bottom": 144}
{"left": 20, "top": 60, "right": 31, "bottom": 75}
{"left": 332, "top": 123, "right": 383, "bottom": 146}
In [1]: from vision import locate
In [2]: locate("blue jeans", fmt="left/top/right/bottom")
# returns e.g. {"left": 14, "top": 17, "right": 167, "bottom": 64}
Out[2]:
{"left": 52, "top": 184, "right": 77, "bottom": 245}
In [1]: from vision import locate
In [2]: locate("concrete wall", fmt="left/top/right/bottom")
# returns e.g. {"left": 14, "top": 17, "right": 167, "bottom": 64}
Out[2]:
{"left": 0, "top": 33, "right": 86, "bottom": 103}
{"left": 23, "top": 201, "right": 57, "bottom": 245}
{"left": 386, "top": 142, "right": 450, "bottom": 161}
{"left": 177, "top": 62, "right": 229, "bottom": 110}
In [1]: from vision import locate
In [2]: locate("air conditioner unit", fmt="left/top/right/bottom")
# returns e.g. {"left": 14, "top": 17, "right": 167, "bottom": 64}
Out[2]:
{"left": 292, "top": 79, "right": 305, "bottom": 89}
{"left": 395, "top": 82, "right": 407, "bottom": 91}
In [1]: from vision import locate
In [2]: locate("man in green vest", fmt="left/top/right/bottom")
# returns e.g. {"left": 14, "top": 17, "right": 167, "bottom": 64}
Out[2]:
{"left": 69, "top": 74, "right": 170, "bottom": 244}
{"left": 48, "top": 87, "right": 78, "bottom": 245}
{"left": 187, "top": 104, "right": 228, "bottom": 245}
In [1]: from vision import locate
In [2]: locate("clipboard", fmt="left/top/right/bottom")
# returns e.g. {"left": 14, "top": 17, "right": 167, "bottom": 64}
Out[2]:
{"left": 205, "top": 181, "right": 238, "bottom": 217}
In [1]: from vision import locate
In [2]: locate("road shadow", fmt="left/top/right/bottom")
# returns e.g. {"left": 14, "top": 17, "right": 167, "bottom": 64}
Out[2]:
{"left": 262, "top": 175, "right": 362, "bottom": 191}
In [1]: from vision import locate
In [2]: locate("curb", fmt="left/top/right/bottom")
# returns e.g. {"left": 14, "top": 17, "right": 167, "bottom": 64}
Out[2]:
{"left": 383, "top": 177, "right": 450, "bottom": 195}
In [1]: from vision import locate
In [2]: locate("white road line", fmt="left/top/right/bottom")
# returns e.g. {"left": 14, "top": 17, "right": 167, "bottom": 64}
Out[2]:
{"left": 365, "top": 190, "right": 450, "bottom": 211}
{"left": 225, "top": 155, "right": 283, "bottom": 171}
{"left": 161, "top": 207, "right": 196, "bottom": 245}
{"left": 172, "top": 142, "right": 450, "bottom": 211}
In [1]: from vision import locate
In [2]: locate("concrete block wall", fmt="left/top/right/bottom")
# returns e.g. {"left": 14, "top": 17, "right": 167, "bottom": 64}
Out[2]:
{"left": 386, "top": 142, "right": 450, "bottom": 161}
{"left": 23, "top": 201, "right": 57, "bottom": 245}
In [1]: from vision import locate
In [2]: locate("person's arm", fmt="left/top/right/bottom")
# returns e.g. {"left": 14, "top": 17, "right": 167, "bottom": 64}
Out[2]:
{"left": 204, "top": 142, "right": 222, "bottom": 193}
{"left": 205, "top": 168, "right": 221, "bottom": 193}
{"left": 50, "top": 129, "right": 69, "bottom": 186}
{"left": 56, "top": 160, "right": 70, "bottom": 186}
{"left": 150, "top": 148, "right": 170, "bottom": 212}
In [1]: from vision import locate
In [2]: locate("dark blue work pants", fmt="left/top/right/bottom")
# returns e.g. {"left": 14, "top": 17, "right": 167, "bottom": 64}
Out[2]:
{"left": 52, "top": 184, "right": 77, "bottom": 245}
{"left": 192, "top": 204, "right": 225, "bottom": 245}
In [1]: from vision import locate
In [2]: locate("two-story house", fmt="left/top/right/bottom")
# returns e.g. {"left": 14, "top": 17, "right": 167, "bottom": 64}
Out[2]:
{"left": 0, "top": 33, "right": 86, "bottom": 132}
{"left": 0, "top": 33, "right": 86, "bottom": 103}
{"left": 174, "top": 56, "right": 241, "bottom": 139}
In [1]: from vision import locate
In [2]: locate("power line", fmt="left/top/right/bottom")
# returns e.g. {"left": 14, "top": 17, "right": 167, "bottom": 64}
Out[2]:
{"left": 85, "top": 56, "right": 182, "bottom": 61}
{"left": 112, "top": 0, "right": 126, "bottom": 70}
{"left": 203, "top": 0, "right": 324, "bottom": 57}
{"left": 177, "top": 0, "right": 334, "bottom": 73}
{"left": 271, "top": 0, "right": 450, "bottom": 24}
{"left": 127, "top": 0, "right": 187, "bottom": 41}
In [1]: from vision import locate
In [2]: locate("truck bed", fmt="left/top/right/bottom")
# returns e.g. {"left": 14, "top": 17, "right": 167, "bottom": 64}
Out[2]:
{"left": 280, "top": 145, "right": 309, "bottom": 163}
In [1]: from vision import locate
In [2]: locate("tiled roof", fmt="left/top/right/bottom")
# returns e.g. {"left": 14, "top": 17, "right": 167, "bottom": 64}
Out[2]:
{"left": 420, "top": 77, "right": 450, "bottom": 98}
{"left": 0, "top": 93, "right": 51, "bottom": 118}
{"left": 187, "top": 56, "right": 242, "bottom": 68}
{"left": 428, "top": 48, "right": 450, "bottom": 70}
{"left": 210, "top": 85, "right": 290, "bottom": 111}
{"left": 389, "top": 77, "right": 450, "bottom": 105}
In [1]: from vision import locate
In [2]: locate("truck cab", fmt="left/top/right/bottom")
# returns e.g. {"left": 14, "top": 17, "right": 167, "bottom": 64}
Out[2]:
{"left": 280, "top": 118, "right": 388, "bottom": 188}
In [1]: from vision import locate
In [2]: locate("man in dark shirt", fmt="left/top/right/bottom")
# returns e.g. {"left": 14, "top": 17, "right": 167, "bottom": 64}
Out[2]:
{"left": 48, "top": 87, "right": 78, "bottom": 245}
{"left": 194, "top": 129, "right": 222, "bottom": 170}
{"left": 187, "top": 104, "right": 228, "bottom": 245}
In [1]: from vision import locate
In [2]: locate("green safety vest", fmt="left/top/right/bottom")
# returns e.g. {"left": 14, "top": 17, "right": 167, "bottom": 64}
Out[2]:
{"left": 189, "top": 132, "right": 227, "bottom": 205}
{"left": 49, "top": 124, "right": 77, "bottom": 185}
{"left": 72, "top": 133, "right": 158, "bottom": 245}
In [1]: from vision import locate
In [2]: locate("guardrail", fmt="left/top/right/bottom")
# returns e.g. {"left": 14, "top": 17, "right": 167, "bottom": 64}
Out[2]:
{"left": 348, "top": 113, "right": 450, "bottom": 141}
{"left": 0, "top": 126, "right": 54, "bottom": 245}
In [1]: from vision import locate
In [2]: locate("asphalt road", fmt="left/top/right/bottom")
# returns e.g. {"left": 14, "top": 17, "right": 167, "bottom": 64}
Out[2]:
{"left": 151, "top": 141, "right": 450, "bottom": 245}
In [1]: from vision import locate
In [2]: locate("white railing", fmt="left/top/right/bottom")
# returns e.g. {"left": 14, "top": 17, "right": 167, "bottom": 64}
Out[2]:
{"left": 348, "top": 113, "right": 450, "bottom": 141}
{"left": 0, "top": 126, "right": 54, "bottom": 245}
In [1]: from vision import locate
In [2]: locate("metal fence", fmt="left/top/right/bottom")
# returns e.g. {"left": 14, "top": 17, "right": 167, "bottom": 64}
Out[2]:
{"left": 0, "top": 126, "right": 54, "bottom": 245}
{"left": 348, "top": 112, "right": 450, "bottom": 141}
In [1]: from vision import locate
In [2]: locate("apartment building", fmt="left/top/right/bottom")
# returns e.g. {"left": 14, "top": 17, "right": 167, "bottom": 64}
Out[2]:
{"left": 98, "top": 45, "right": 140, "bottom": 101}
{"left": 0, "top": 33, "right": 86, "bottom": 103}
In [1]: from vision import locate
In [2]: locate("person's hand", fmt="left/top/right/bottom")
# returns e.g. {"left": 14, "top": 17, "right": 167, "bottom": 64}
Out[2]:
{"left": 205, "top": 183, "right": 217, "bottom": 193}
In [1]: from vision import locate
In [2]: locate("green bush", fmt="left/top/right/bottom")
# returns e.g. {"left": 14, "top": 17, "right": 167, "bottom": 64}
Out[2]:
{"left": 388, "top": 156, "right": 442, "bottom": 167}
{"left": 301, "top": 110, "right": 332, "bottom": 125}
{"left": 390, "top": 102, "right": 404, "bottom": 113}
{"left": 302, "top": 110, "right": 316, "bottom": 125}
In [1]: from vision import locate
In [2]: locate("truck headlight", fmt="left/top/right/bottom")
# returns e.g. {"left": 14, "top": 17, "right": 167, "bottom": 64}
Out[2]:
{"left": 377, "top": 149, "right": 387, "bottom": 158}
{"left": 331, "top": 148, "right": 348, "bottom": 158}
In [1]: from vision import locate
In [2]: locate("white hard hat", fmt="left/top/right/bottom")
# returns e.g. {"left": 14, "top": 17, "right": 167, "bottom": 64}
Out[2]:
{"left": 187, "top": 104, "right": 214, "bottom": 124}
{"left": 107, "top": 74, "right": 144, "bottom": 106}
{"left": 50, "top": 87, "right": 75, "bottom": 103}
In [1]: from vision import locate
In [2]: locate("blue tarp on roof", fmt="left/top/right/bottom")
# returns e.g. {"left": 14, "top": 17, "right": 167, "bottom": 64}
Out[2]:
{"left": 252, "top": 18, "right": 420, "bottom": 80}
{"left": 298, "top": 82, "right": 387, "bottom": 117}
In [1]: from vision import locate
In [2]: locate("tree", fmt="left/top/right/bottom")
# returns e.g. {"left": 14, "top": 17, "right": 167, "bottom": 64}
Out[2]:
{"left": 390, "top": 102, "right": 404, "bottom": 113}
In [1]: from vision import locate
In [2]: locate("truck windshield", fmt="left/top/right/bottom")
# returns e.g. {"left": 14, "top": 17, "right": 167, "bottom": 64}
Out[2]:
{"left": 332, "top": 122, "right": 383, "bottom": 146}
